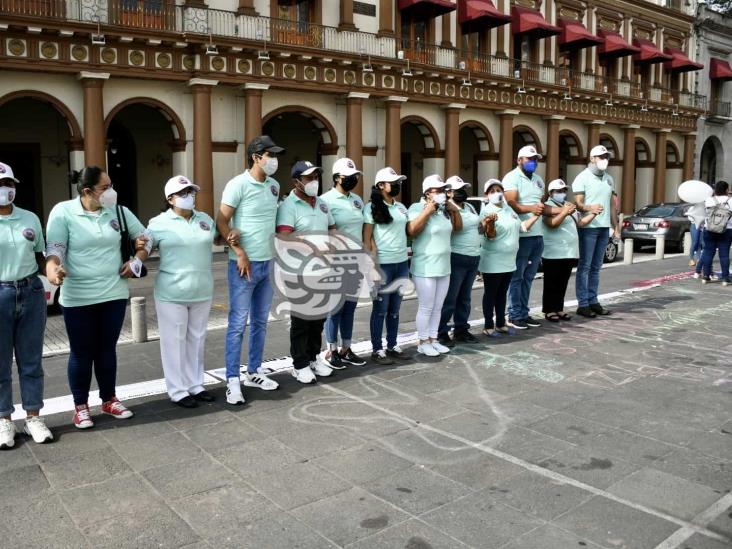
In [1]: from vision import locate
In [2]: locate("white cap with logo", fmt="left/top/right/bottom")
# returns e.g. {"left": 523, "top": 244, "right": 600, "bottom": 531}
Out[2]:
{"left": 547, "top": 179, "right": 568, "bottom": 192}
{"left": 374, "top": 166, "right": 406, "bottom": 185}
{"left": 517, "top": 145, "right": 543, "bottom": 160}
{"left": 421, "top": 174, "right": 446, "bottom": 193}
{"left": 0, "top": 162, "right": 19, "bottom": 183}
{"left": 483, "top": 178, "right": 503, "bottom": 193}
{"left": 446, "top": 175, "right": 470, "bottom": 190}
{"left": 589, "top": 145, "right": 612, "bottom": 158}
{"left": 164, "top": 175, "right": 200, "bottom": 198}
{"left": 332, "top": 157, "right": 362, "bottom": 176}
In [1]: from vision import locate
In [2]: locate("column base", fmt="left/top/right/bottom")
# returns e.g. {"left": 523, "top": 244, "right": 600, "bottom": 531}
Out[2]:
{"left": 338, "top": 23, "right": 358, "bottom": 32}
{"left": 236, "top": 7, "right": 258, "bottom": 16}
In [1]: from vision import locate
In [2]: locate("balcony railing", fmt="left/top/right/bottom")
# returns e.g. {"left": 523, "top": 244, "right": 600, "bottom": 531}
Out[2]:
{"left": 0, "top": 0, "right": 705, "bottom": 111}
{"left": 709, "top": 100, "right": 731, "bottom": 119}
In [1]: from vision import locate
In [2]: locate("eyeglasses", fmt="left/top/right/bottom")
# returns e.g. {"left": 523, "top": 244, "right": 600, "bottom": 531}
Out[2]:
{"left": 176, "top": 189, "right": 196, "bottom": 198}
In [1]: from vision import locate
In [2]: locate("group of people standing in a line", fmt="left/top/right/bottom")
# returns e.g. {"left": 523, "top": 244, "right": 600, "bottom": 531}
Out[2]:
{"left": 0, "top": 135, "right": 619, "bottom": 449}
{"left": 687, "top": 180, "right": 732, "bottom": 285}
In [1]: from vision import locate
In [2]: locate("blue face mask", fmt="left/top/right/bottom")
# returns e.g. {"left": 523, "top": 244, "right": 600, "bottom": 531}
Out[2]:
{"left": 522, "top": 159, "right": 538, "bottom": 175}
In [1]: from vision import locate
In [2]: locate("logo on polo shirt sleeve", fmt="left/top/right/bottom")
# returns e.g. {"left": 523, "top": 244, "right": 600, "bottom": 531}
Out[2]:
{"left": 353, "top": 199, "right": 363, "bottom": 210}
{"left": 22, "top": 228, "right": 35, "bottom": 241}
{"left": 270, "top": 185, "right": 278, "bottom": 197}
{"left": 319, "top": 202, "right": 329, "bottom": 214}
{"left": 199, "top": 221, "right": 211, "bottom": 231}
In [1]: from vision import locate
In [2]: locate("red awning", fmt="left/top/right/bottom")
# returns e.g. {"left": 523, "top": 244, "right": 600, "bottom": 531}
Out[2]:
{"left": 459, "top": 0, "right": 511, "bottom": 34}
{"left": 663, "top": 47, "right": 703, "bottom": 73}
{"left": 558, "top": 18, "right": 602, "bottom": 50}
{"left": 710, "top": 58, "right": 732, "bottom": 81}
{"left": 597, "top": 29, "right": 640, "bottom": 58}
{"left": 398, "top": 0, "right": 456, "bottom": 19}
{"left": 633, "top": 38, "right": 673, "bottom": 65}
{"left": 511, "top": 6, "right": 561, "bottom": 39}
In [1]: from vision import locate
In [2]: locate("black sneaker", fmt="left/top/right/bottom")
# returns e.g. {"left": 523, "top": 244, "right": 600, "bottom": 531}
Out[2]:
{"left": 371, "top": 350, "right": 395, "bottom": 366}
{"left": 174, "top": 395, "right": 198, "bottom": 408}
{"left": 386, "top": 346, "right": 412, "bottom": 361}
{"left": 523, "top": 317, "right": 542, "bottom": 328}
{"left": 322, "top": 351, "right": 347, "bottom": 370}
{"left": 193, "top": 390, "right": 215, "bottom": 402}
{"left": 437, "top": 333, "right": 456, "bottom": 348}
{"left": 589, "top": 304, "right": 611, "bottom": 316}
{"left": 454, "top": 331, "right": 478, "bottom": 344}
{"left": 576, "top": 306, "right": 597, "bottom": 318}
{"left": 340, "top": 349, "right": 366, "bottom": 366}
{"left": 507, "top": 318, "right": 528, "bottom": 330}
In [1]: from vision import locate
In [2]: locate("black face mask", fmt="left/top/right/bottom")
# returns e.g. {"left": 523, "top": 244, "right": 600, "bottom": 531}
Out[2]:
{"left": 452, "top": 189, "right": 468, "bottom": 203}
{"left": 340, "top": 175, "right": 359, "bottom": 192}
{"left": 388, "top": 183, "right": 401, "bottom": 197}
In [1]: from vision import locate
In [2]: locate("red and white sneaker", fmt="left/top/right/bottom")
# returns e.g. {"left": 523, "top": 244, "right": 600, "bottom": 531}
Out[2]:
{"left": 73, "top": 404, "right": 94, "bottom": 429}
{"left": 101, "top": 397, "right": 133, "bottom": 419}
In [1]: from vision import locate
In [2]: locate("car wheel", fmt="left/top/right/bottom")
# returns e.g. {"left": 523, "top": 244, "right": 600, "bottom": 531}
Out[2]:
{"left": 604, "top": 241, "right": 618, "bottom": 263}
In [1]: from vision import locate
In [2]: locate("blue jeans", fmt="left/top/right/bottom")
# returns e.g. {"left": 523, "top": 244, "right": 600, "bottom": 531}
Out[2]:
{"left": 576, "top": 228, "right": 609, "bottom": 307}
{"left": 63, "top": 299, "right": 127, "bottom": 405}
{"left": 225, "top": 260, "right": 273, "bottom": 378}
{"left": 438, "top": 253, "right": 480, "bottom": 336}
{"left": 701, "top": 228, "right": 732, "bottom": 280}
{"left": 0, "top": 276, "right": 46, "bottom": 417}
{"left": 370, "top": 261, "right": 409, "bottom": 352}
{"left": 325, "top": 300, "right": 357, "bottom": 348}
{"left": 690, "top": 223, "right": 703, "bottom": 261}
{"left": 508, "top": 236, "right": 543, "bottom": 320}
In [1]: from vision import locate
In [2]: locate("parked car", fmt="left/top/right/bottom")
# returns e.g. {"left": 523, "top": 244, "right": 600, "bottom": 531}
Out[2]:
{"left": 621, "top": 202, "right": 691, "bottom": 252}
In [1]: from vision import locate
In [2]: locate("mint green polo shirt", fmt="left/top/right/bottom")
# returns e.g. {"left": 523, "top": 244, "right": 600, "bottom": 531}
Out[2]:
{"left": 450, "top": 202, "right": 481, "bottom": 257}
{"left": 220, "top": 170, "right": 280, "bottom": 261}
{"left": 571, "top": 167, "right": 614, "bottom": 229}
{"left": 501, "top": 166, "right": 545, "bottom": 237}
{"left": 46, "top": 198, "right": 146, "bottom": 307}
{"left": 407, "top": 200, "right": 453, "bottom": 277}
{"left": 541, "top": 199, "right": 579, "bottom": 260}
{"left": 478, "top": 203, "right": 521, "bottom": 274}
{"left": 276, "top": 190, "right": 334, "bottom": 233}
{"left": 363, "top": 200, "right": 408, "bottom": 265}
{"left": 320, "top": 188, "right": 365, "bottom": 243}
{"left": 148, "top": 209, "right": 215, "bottom": 303}
{"left": 0, "top": 206, "right": 44, "bottom": 281}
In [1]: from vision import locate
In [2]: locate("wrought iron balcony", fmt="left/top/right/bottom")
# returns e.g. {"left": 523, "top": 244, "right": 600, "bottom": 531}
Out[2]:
{"left": 708, "top": 100, "right": 732, "bottom": 122}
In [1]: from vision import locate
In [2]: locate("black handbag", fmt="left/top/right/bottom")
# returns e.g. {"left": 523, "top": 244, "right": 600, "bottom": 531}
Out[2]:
{"left": 116, "top": 205, "right": 148, "bottom": 278}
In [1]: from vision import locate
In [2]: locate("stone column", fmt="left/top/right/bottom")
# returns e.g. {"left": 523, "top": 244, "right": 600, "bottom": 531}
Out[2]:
{"left": 441, "top": 13, "right": 452, "bottom": 47}
{"left": 243, "top": 82, "right": 268, "bottom": 147}
{"left": 347, "top": 92, "right": 369, "bottom": 196}
{"left": 443, "top": 103, "right": 465, "bottom": 177}
{"left": 339, "top": 0, "right": 357, "bottom": 31}
{"left": 682, "top": 132, "right": 696, "bottom": 182}
{"left": 586, "top": 120, "right": 605, "bottom": 150}
{"left": 496, "top": 0, "right": 506, "bottom": 57}
{"left": 498, "top": 110, "right": 519, "bottom": 177}
{"left": 378, "top": 0, "right": 394, "bottom": 36}
{"left": 544, "top": 115, "right": 564, "bottom": 183}
{"left": 188, "top": 78, "right": 218, "bottom": 216}
{"left": 385, "top": 96, "right": 407, "bottom": 171}
{"left": 78, "top": 71, "right": 109, "bottom": 169}
{"left": 621, "top": 124, "right": 639, "bottom": 214}
{"left": 653, "top": 128, "right": 670, "bottom": 204}
{"left": 237, "top": 0, "right": 257, "bottom": 16}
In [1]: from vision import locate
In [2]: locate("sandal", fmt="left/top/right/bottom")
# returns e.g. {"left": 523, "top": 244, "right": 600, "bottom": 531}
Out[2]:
{"left": 544, "top": 312, "right": 561, "bottom": 323}
{"left": 557, "top": 312, "right": 572, "bottom": 321}
{"left": 482, "top": 328, "right": 502, "bottom": 338}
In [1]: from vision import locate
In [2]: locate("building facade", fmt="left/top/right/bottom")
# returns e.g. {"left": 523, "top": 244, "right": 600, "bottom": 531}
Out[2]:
{"left": 694, "top": 4, "right": 732, "bottom": 186}
{"left": 0, "top": 0, "right": 704, "bottom": 225}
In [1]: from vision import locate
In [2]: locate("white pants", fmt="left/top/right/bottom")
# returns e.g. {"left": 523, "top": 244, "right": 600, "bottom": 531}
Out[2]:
{"left": 155, "top": 299, "right": 212, "bottom": 402}
{"left": 413, "top": 275, "right": 450, "bottom": 341}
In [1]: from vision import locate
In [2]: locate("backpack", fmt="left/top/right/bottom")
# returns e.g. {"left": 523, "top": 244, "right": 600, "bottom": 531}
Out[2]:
{"left": 705, "top": 197, "right": 732, "bottom": 234}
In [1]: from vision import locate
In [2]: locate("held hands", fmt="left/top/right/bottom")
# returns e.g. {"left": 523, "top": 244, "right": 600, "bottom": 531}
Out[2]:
{"left": 562, "top": 202, "right": 577, "bottom": 215}
{"left": 134, "top": 235, "right": 149, "bottom": 253}
{"left": 47, "top": 263, "right": 66, "bottom": 286}
{"left": 226, "top": 229, "right": 241, "bottom": 248}
{"left": 531, "top": 203, "right": 544, "bottom": 216}
{"left": 586, "top": 204, "right": 604, "bottom": 215}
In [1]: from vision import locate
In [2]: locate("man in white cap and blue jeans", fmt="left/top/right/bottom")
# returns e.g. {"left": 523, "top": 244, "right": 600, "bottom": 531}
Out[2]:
{"left": 502, "top": 145, "right": 546, "bottom": 330}
{"left": 571, "top": 144, "right": 619, "bottom": 318}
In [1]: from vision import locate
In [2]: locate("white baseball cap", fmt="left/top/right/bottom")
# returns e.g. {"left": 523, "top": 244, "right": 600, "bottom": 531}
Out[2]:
{"left": 547, "top": 179, "right": 568, "bottom": 192}
{"left": 422, "top": 174, "right": 446, "bottom": 193}
{"left": 374, "top": 166, "right": 406, "bottom": 185}
{"left": 164, "top": 175, "right": 200, "bottom": 198}
{"left": 332, "top": 157, "right": 362, "bottom": 176}
{"left": 483, "top": 178, "right": 503, "bottom": 193}
{"left": 0, "top": 162, "right": 19, "bottom": 183}
{"left": 517, "top": 145, "right": 543, "bottom": 160}
{"left": 446, "top": 175, "right": 470, "bottom": 190}
{"left": 589, "top": 145, "right": 612, "bottom": 158}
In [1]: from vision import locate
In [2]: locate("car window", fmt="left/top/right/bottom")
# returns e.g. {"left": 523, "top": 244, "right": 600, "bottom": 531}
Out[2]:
{"left": 677, "top": 205, "right": 691, "bottom": 216}
{"left": 637, "top": 205, "right": 676, "bottom": 217}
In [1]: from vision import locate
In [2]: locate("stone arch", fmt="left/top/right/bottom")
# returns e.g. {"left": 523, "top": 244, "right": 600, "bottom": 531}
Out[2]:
{"left": 262, "top": 105, "right": 338, "bottom": 154}
{"left": 104, "top": 97, "right": 186, "bottom": 147}
{"left": 635, "top": 137, "right": 653, "bottom": 164}
{"left": 512, "top": 125, "right": 543, "bottom": 158}
{"left": 666, "top": 140, "right": 681, "bottom": 168}
{"left": 459, "top": 120, "right": 495, "bottom": 152}
{"left": 400, "top": 115, "right": 442, "bottom": 152}
{"left": 700, "top": 136, "right": 722, "bottom": 184}
{"left": 0, "top": 90, "right": 82, "bottom": 145}
{"left": 599, "top": 133, "right": 621, "bottom": 162}
{"left": 558, "top": 129, "right": 583, "bottom": 159}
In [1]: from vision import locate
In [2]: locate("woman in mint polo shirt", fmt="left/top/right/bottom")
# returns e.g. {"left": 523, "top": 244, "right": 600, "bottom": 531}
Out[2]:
{"left": 479, "top": 180, "right": 540, "bottom": 337}
{"left": 148, "top": 176, "right": 216, "bottom": 408}
{"left": 363, "top": 167, "right": 412, "bottom": 366}
{"left": 46, "top": 166, "right": 150, "bottom": 429}
{"left": 407, "top": 174, "right": 463, "bottom": 357}
{"left": 542, "top": 179, "right": 598, "bottom": 322}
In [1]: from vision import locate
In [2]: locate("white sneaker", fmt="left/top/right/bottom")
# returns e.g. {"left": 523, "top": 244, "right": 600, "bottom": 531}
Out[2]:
{"left": 693, "top": 272, "right": 700, "bottom": 279}
{"left": 310, "top": 360, "right": 333, "bottom": 377}
{"left": 226, "top": 377, "right": 245, "bottom": 405}
{"left": 431, "top": 341, "right": 451, "bottom": 354}
{"left": 292, "top": 367, "right": 316, "bottom": 384}
{"left": 23, "top": 416, "right": 53, "bottom": 444}
{"left": 0, "top": 418, "right": 16, "bottom": 449}
{"left": 243, "top": 372, "right": 279, "bottom": 391}
{"left": 417, "top": 342, "right": 440, "bottom": 357}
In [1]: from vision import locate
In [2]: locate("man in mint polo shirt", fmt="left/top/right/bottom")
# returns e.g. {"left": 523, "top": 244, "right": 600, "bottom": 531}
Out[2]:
{"left": 572, "top": 144, "right": 619, "bottom": 318}
{"left": 276, "top": 161, "right": 337, "bottom": 384}
{"left": 502, "top": 145, "right": 546, "bottom": 330}
{"left": 216, "top": 135, "right": 284, "bottom": 405}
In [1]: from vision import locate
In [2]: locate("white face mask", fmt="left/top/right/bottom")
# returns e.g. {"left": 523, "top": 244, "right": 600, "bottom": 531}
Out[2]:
{"left": 0, "top": 186, "right": 15, "bottom": 206}
{"left": 173, "top": 194, "right": 195, "bottom": 210}
{"left": 552, "top": 193, "right": 567, "bottom": 204}
{"left": 98, "top": 187, "right": 118, "bottom": 209}
{"left": 303, "top": 180, "right": 319, "bottom": 197}
{"left": 488, "top": 192, "right": 504, "bottom": 205}
{"left": 596, "top": 158, "right": 609, "bottom": 172}
{"left": 261, "top": 156, "right": 278, "bottom": 176}
{"left": 432, "top": 193, "right": 447, "bottom": 205}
